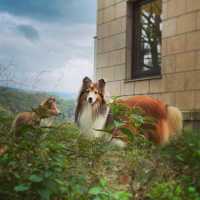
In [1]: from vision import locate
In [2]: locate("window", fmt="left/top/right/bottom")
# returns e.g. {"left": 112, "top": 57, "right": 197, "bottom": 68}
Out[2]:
{"left": 132, "top": 0, "right": 162, "bottom": 79}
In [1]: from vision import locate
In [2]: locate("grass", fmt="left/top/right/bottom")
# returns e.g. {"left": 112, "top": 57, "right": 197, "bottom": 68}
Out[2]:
{"left": 0, "top": 108, "right": 200, "bottom": 200}
{"left": 0, "top": 95, "right": 200, "bottom": 200}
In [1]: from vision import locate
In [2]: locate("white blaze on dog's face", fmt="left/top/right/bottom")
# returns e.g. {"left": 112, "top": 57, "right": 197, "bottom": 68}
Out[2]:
{"left": 86, "top": 85, "right": 99, "bottom": 104}
{"left": 82, "top": 78, "right": 106, "bottom": 105}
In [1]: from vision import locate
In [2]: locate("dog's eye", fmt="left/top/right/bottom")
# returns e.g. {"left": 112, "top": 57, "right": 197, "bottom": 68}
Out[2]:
{"left": 95, "top": 91, "right": 98, "bottom": 94}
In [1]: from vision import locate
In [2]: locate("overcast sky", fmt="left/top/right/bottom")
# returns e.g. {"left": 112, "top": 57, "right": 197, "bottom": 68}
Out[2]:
{"left": 0, "top": 0, "right": 96, "bottom": 93}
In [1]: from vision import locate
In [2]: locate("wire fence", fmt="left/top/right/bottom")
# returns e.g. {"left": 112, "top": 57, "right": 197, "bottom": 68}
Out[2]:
{"left": 0, "top": 61, "right": 65, "bottom": 93}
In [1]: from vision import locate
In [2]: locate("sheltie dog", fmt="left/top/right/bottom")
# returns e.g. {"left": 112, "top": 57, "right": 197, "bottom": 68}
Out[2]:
{"left": 12, "top": 97, "right": 61, "bottom": 137}
{"left": 75, "top": 77, "right": 183, "bottom": 145}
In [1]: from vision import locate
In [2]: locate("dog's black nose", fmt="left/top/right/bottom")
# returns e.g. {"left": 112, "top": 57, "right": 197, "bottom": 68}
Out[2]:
{"left": 88, "top": 97, "right": 93, "bottom": 103}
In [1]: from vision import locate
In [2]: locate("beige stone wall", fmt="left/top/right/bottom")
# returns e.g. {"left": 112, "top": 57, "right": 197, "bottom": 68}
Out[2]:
{"left": 95, "top": 0, "right": 200, "bottom": 111}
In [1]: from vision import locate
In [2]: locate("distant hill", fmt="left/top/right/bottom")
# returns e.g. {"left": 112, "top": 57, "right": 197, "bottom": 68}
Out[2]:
{"left": 0, "top": 86, "right": 75, "bottom": 120}
{"left": 50, "top": 91, "right": 76, "bottom": 100}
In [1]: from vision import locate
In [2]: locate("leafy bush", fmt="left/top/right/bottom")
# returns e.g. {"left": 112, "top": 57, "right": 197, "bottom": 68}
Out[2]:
{"left": 0, "top": 110, "right": 131, "bottom": 200}
{"left": 1, "top": 100, "right": 200, "bottom": 200}
{"left": 104, "top": 97, "right": 155, "bottom": 143}
{"left": 89, "top": 179, "right": 132, "bottom": 200}
{"left": 147, "top": 181, "right": 183, "bottom": 200}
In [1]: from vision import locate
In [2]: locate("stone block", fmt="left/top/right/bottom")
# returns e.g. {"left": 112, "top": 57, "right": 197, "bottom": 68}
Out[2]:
{"left": 168, "top": 0, "right": 186, "bottom": 18}
{"left": 121, "top": 17, "right": 126, "bottom": 32}
{"left": 186, "top": 0, "right": 200, "bottom": 12}
{"left": 194, "top": 91, "right": 200, "bottom": 109}
{"left": 112, "top": 33, "right": 126, "bottom": 50}
{"left": 110, "top": 18, "right": 123, "bottom": 36}
{"left": 162, "top": 55, "right": 176, "bottom": 74}
{"left": 197, "top": 11, "right": 200, "bottom": 30}
{"left": 120, "top": 48, "right": 126, "bottom": 64}
{"left": 97, "top": 10, "right": 104, "bottom": 25}
{"left": 115, "top": 1, "right": 127, "bottom": 18}
{"left": 176, "top": 51, "right": 196, "bottom": 72}
{"left": 104, "top": 6, "right": 115, "bottom": 22}
{"left": 114, "top": 65, "right": 126, "bottom": 80}
{"left": 177, "top": 13, "right": 197, "bottom": 34}
{"left": 149, "top": 79, "right": 164, "bottom": 93}
{"left": 95, "top": 68, "right": 103, "bottom": 80}
{"left": 183, "top": 70, "right": 200, "bottom": 90}
{"left": 107, "top": 81, "right": 121, "bottom": 96}
{"left": 97, "top": 0, "right": 104, "bottom": 10}
{"left": 102, "top": 67, "right": 115, "bottom": 81}
{"left": 109, "top": 50, "right": 121, "bottom": 66}
{"left": 121, "top": 81, "right": 134, "bottom": 96}
{"left": 197, "top": 51, "right": 200, "bottom": 69}
{"left": 162, "top": 18, "right": 177, "bottom": 38}
{"left": 162, "top": 38, "right": 168, "bottom": 56}
{"left": 184, "top": 71, "right": 196, "bottom": 90}
{"left": 176, "top": 91, "right": 195, "bottom": 110}
{"left": 103, "top": 37, "right": 112, "bottom": 52}
{"left": 162, "top": 1, "right": 168, "bottom": 20}
{"left": 167, "top": 35, "right": 186, "bottom": 54}
{"left": 97, "top": 53, "right": 109, "bottom": 68}
{"left": 104, "top": 0, "right": 115, "bottom": 8}
{"left": 164, "top": 73, "right": 184, "bottom": 92}
{"left": 186, "top": 31, "right": 200, "bottom": 51}
{"left": 97, "top": 39, "right": 104, "bottom": 54}
{"left": 135, "top": 80, "right": 149, "bottom": 94}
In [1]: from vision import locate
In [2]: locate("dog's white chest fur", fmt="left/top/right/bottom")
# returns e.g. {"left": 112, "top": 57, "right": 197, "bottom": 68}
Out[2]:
{"left": 79, "top": 104, "right": 109, "bottom": 138}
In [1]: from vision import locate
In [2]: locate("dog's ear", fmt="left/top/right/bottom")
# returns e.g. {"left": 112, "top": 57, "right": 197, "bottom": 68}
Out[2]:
{"left": 82, "top": 76, "right": 92, "bottom": 89}
{"left": 98, "top": 79, "right": 106, "bottom": 94}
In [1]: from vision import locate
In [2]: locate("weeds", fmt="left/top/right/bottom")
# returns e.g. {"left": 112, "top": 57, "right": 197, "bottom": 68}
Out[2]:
{"left": 0, "top": 102, "right": 200, "bottom": 200}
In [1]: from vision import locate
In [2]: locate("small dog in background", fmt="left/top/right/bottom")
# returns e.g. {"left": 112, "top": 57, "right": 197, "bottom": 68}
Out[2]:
{"left": 12, "top": 97, "right": 61, "bottom": 136}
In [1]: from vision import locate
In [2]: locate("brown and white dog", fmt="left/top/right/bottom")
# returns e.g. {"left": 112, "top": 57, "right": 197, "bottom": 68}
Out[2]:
{"left": 12, "top": 97, "right": 61, "bottom": 136}
{"left": 75, "top": 77, "right": 183, "bottom": 146}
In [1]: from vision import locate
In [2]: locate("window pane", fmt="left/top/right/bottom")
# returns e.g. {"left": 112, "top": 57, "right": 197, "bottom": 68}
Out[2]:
{"left": 133, "top": 0, "right": 162, "bottom": 78}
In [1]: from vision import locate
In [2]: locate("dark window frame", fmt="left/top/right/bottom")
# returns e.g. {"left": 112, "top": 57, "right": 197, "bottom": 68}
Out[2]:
{"left": 131, "top": 0, "right": 162, "bottom": 79}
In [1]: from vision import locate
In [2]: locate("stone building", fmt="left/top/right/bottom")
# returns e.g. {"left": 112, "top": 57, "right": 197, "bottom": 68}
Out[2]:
{"left": 95, "top": 0, "right": 200, "bottom": 126}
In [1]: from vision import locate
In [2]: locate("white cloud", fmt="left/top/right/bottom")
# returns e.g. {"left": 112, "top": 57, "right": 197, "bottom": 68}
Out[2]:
{"left": 0, "top": 12, "right": 96, "bottom": 93}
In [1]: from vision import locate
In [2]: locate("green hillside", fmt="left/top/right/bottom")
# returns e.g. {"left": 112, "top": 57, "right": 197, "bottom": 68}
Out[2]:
{"left": 0, "top": 86, "right": 75, "bottom": 120}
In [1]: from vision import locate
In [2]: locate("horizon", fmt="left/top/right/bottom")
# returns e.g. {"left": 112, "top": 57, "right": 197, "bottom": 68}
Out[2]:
{"left": 0, "top": 85, "right": 77, "bottom": 99}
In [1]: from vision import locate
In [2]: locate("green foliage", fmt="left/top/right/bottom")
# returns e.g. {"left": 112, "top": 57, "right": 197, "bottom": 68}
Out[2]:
{"left": 147, "top": 181, "right": 183, "bottom": 200}
{"left": 0, "top": 109, "right": 131, "bottom": 200}
{"left": 89, "top": 179, "right": 132, "bottom": 200}
{"left": 0, "top": 94, "right": 200, "bottom": 200}
{"left": 106, "top": 98, "right": 155, "bottom": 142}
{"left": 162, "top": 128, "right": 200, "bottom": 173}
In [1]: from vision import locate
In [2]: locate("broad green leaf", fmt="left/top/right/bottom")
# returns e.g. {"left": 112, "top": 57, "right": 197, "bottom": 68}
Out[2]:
{"left": 14, "top": 184, "right": 30, "bottom": 192}
{"left": 88, "top": 187, "right": 102, "bottom": 195}
{"left": 29, "top": 174, "right": 43, "bottom": 182}
{"left": 188, "top": 186, "right": 196, "bottom": 193}
{"left": 113, "top": 191, "right": 132, "bottom": 200}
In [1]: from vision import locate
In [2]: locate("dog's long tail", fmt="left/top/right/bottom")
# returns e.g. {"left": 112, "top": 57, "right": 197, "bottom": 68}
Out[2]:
{"left": 167, "top": 106, "right": 183, "bottom": 137}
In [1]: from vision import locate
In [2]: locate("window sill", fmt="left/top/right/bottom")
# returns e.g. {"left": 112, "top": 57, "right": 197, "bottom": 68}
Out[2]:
{"left": 124, "top": 75, "right": 162, "bottom": 83}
